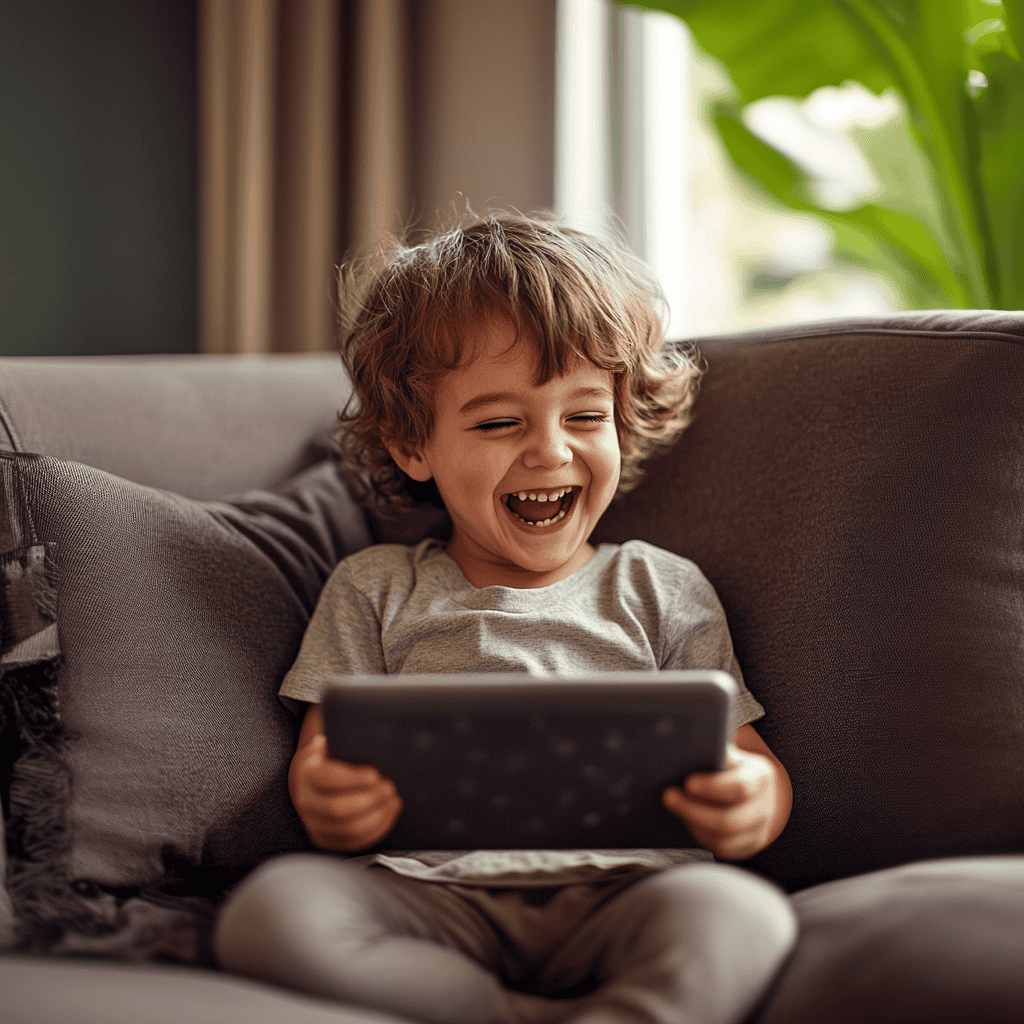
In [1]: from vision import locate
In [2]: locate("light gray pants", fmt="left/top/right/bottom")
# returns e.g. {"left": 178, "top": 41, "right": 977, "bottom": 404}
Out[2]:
{"left": 214, "top": 854, "right": 796, "bottom": 1024}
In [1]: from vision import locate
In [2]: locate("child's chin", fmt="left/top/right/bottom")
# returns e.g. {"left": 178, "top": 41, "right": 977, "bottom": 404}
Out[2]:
{"left": 508, "top": 536, "right": 582, "bottom": 571}
{"left": 507, "top": 522, "right": 578, "bottom": 551}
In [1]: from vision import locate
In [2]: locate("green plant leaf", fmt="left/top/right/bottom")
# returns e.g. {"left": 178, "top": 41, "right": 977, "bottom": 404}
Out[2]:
{"left": 713, "top": 103, "right": 969, "bottom": 306}
{"left": 999, "top": 0, "right": 1024, "bottom": 62}
{"left": 973, "top": 48, "right": 1024, "bottom": 306}
{"left": 836, "top": 0, "right": 995, "bottom": 304}
{"left": 626, "top": 0, "right": 1015, "bottom": 308}
{"left": 833, "top": 205, "right": 970, "bottom": 305}
{"left": 632, "top": 0, "right": 896, "bottom": 101}
{"left": 711, "top": 106, "right": 811, "bottom": 209}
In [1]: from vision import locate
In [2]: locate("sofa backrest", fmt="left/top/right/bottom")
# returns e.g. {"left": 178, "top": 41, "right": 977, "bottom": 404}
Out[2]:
{"left": 593, "top": 309, "right": 1024, "bottom": 889}
{"left": 2, "top": 309, "right": 1022, "bottom": 894}
{"left": 0, "top": 354, "right": 349, "bottom": 498}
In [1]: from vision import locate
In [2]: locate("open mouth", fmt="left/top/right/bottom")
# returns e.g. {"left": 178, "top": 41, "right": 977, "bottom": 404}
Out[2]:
{"left": 503, "top": 486, "right": 578, "bottom": 527}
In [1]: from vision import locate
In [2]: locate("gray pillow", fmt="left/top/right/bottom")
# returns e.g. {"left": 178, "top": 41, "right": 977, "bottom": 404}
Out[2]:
{"left": 0, "top": 451, "right": 371, "bottom": 962}
{"left": 756, "top": 856, "right": 1024, "bottom": 1023}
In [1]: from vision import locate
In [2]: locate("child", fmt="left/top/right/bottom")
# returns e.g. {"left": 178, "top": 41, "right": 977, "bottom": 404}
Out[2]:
{"left": 215, "top": 214, "right": 796, "bottom": 1024}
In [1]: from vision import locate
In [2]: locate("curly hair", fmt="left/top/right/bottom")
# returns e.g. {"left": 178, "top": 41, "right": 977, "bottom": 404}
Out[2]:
{"left": 334, "top": 212, "right": 704, "bottom": 517}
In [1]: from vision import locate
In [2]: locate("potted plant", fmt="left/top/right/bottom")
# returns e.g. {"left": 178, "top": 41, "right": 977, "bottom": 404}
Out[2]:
{"left": 628, "top": 0, "right": 1023, "bottom": 309}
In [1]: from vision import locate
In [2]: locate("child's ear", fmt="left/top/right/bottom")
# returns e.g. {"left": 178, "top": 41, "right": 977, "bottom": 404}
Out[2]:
{"left": 384, "top": 439, "right": 434, "bottom": 483}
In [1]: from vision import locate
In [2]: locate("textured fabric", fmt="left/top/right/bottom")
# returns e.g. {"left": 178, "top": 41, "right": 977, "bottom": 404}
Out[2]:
{"left": 366, "top": 849, "right": 715, "bottom": 887}
{"left": 0, "top": 817, "right": 10, "bottom": 949}
{"left": 1, "top": 455, "right": 64, "bottom": 953}
{"left": 0, "top": 452, "right": 371, "bottom": 960}
{"left": 0, "top": 955, "right": 406, "bottom": 1024}
{"left": 281, "top": 539, "right": 760, "bottom": 727}
{"left": 0, "top": 355, "right": 349, "bottom": 499}
{"left": 755, "top": 856, "right": 1024, "bottom": 1024}
{"left": 279, "top": 537, "right": 764, "bottom": 883}
{"left": 215, "top": 854, "right": 796, "bottom": 1024}
{"left": 593, "top": 326, "right": 1024, "bottom": 892}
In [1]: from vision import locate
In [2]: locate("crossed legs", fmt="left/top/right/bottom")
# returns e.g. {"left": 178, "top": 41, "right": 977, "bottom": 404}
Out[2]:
{"left": 214, "top": 854, "right": 796, "bottom": 1024}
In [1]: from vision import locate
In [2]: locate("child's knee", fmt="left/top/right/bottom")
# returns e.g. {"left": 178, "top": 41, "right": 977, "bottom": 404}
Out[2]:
{"left": 653, "top": 863, "right": 797, "bottom": 956}
{"left": 214, "top": 852, "right": 365, "bottom": 974}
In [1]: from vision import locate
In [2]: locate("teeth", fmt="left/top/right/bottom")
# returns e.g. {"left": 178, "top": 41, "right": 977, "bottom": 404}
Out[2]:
{"left": 520, "top": 509, "right": 567, "bottom": 527}
{"left": 504, "top": 487, "right": 576, "bottom": 527}
{"left": 513, "top": 487, "right": 570, "bottom": 503}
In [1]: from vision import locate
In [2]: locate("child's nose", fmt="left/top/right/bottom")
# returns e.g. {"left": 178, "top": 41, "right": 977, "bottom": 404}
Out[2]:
{"left": 522, "top": 424, "right": 572, "bottom": 468}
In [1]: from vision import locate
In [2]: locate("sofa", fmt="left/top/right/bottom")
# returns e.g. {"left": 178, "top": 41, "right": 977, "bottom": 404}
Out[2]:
{"left": 2, "top": 308, "right": 1023, "bottom": 1023}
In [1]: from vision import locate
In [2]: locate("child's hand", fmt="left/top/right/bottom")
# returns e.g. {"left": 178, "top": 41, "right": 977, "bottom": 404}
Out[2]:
{"left": 289, "top": 734, "right": 403, "bottom": 851}
{"left": 662, "top": 739, "right": 788, "bottom": 861}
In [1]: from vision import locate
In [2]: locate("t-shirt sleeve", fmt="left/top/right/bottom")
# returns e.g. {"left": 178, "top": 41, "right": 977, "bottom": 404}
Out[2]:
{"left": 278, "top": 559, "right": 386, "bottom": 713}
{"left": 657, "top": 556, "right": 765, "bottom": 732}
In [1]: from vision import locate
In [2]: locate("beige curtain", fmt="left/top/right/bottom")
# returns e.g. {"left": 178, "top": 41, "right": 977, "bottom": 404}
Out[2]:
{"left": 199, "top": 0, "right": 555, "bottom": 354}
{"left": 200, "top": 0, "right": 407, "bottom": 353}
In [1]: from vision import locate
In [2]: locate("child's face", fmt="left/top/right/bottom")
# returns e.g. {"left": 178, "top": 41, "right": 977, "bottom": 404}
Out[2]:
{"left": 387, "top": 317, "right": 621, "bottom": 588}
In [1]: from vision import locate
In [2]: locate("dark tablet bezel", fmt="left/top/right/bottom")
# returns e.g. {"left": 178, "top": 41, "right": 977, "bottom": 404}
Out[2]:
{"left": 320, "top": 670, "right": 737, "bottom": 850}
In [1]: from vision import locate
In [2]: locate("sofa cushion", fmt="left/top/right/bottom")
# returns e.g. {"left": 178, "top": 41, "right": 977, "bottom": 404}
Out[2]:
{"left": 592, "top": 311, "right": 1024, "bottom": 892}
{"left": 0, "top": 954, "right": 396, "bottom": 1024}
{"left": 755, "top": 856, "right": 1024, "bottom": 1024}
{"left": 0, "top": 452, "right": 371, "bottom": 962}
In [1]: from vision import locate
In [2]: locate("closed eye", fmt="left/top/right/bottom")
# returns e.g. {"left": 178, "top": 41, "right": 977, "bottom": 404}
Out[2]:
{"left": 473, "top": 413, "right": 610, "bottom": 432}
{"left": 473, "top": 420, "right": 518, "bottom": 432}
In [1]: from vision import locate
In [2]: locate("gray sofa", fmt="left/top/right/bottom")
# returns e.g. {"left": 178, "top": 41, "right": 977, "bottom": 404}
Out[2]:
{"left": 2, "top": 309, "right": 1024, "bottom": 1023}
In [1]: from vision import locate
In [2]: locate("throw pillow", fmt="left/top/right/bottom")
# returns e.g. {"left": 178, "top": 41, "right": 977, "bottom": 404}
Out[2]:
{"left": 758, "top": 856, "right": 1024, "bottom": 1024}
{"left": 0, "top": 451, "right": 371, "bottom": 962}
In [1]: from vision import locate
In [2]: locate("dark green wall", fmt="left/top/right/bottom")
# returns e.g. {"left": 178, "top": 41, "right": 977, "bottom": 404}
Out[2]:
{"left": 1, "top": 0, "right": 198, "bottom": 355}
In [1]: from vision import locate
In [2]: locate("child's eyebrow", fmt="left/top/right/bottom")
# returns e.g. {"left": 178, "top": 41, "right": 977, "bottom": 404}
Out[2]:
{"left": 458, "top": 386, "right": 614, "bottom": 416}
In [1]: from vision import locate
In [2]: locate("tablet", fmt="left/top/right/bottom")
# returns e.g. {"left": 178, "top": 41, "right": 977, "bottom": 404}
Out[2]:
{"left": 320, "top": 669, "right": 736, "bottom": 850}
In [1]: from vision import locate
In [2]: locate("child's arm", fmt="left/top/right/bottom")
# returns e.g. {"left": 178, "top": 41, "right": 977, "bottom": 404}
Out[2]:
{"left": 661, "top": 724, "right": 792, "bottom": 861}
{"left": 288, "top": 703, "right": 404, "bottom": 851}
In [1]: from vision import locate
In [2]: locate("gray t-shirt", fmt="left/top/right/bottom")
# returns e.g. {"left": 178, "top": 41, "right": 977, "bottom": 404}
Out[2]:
{"left": 280, "top": 538, "right": 764, "bottom": 885}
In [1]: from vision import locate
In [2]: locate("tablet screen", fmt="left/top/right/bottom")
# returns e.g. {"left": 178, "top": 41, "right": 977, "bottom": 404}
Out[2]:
{"left": 321, "top": 670, "right": 736, "bottom": 850}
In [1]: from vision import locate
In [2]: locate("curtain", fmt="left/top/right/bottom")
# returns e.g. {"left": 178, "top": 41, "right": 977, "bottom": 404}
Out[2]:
{"left": 202, "top": 0, "right": 341, "bottom": 353}
{"left": 198, "top": 0, "right": 556, "bottom": 354}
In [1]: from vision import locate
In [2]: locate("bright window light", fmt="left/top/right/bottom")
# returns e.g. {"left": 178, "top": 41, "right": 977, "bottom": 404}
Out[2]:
{"left": 555, "top": 1, "right": 902, "bottom": 337}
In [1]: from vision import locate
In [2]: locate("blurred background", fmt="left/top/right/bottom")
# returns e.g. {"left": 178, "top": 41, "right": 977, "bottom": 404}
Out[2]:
{"left": 2, "top": 0, "right": 1019, "bottom": 355}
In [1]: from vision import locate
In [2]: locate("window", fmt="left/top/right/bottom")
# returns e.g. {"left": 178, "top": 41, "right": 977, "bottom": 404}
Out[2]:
{"left": 555, "top": 0, "right": 902, "bottom": 338}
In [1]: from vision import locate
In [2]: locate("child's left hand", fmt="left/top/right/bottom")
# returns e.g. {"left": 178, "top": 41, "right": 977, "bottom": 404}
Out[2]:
{"left": 662, "top": 732, "right": 790, "bottom": 861}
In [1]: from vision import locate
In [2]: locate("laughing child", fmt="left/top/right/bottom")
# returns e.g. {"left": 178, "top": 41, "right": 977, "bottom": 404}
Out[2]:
{"left": 215, "top": 214, "right": 796, "bottom": 1024}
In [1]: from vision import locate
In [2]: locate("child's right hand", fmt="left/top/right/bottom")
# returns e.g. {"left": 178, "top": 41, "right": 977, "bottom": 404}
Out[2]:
{"left": 289, "top": 711, "right": 403, "bottom": 851}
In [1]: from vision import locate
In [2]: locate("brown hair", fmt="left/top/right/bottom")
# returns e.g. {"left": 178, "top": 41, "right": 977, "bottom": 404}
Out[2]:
{"left": 334, "top": 212, "right": 703, "bottom": 516}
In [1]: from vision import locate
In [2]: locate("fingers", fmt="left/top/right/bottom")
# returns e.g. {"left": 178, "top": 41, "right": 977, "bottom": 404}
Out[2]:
{"left": 662, "top": 786, "right": 770, "bottom": 861}
{"left": 293, "top": 735, "right": 404, "bottom": 851}
{"left": 662, "top": 746, "right": 777, "bottom": 860}
{"left": 683, "top": 745, "right": 770, "bottom": 806}
{"left": 665, "top": 786, "right": 762, "bottom": 834}
{"left": 303, "top": 735, "right": 389, "bottom": 794}
{"left": 305, "top": 788, "right": 404, "bottom": 852}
